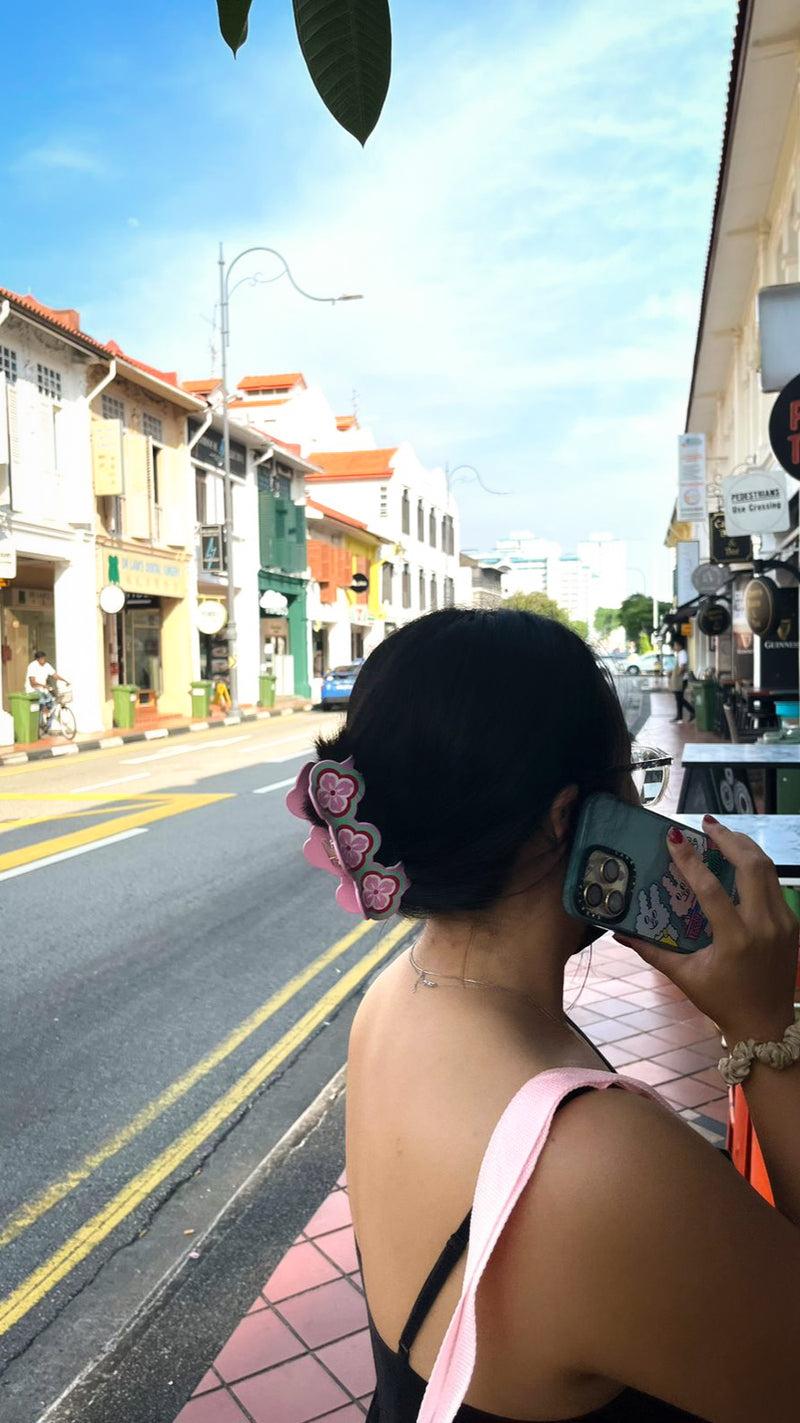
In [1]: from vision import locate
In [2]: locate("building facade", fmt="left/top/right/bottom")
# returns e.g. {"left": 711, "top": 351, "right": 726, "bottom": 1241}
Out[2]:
{"left": 306, "top": 498, "right": 387, "bottom": 694}
{"left": 666, "top": 0, "right": 800, "bottom": 696}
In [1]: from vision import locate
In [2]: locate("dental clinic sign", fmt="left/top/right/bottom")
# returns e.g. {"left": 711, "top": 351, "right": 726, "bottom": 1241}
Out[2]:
{"left": 722, "top": 468, "right": 789, "bottom": 536}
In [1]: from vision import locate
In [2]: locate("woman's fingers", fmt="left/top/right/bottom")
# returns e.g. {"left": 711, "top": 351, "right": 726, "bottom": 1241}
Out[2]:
{"left": 697, "top": 815, "right": 780, "bottom": 918}
{"left": 665, "top": 824, "right": 739, "bottom": 937}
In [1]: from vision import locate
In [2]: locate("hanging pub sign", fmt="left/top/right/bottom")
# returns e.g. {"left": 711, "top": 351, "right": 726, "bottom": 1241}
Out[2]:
{"left": 696, "top": 598, "right": 731, "bottom": 636}
{"left": 744, "top": 576, "right": 778, "bottom": 635}
{"left": 709, "top": 512, "right": 752, "bottom": 565}
{"left": 761, "top": 586, "right": 799, "bottom": 691}
{"left": 768, "top": 371, "right": 800, "bottom": 481}
{"left": 691, "top": 561, "right": 728, "bottom": 595}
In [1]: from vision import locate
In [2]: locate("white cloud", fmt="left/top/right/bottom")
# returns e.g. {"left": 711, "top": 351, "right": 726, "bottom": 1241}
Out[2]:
{"left": 13, "top": 143, "right": 104, "bottom": 175}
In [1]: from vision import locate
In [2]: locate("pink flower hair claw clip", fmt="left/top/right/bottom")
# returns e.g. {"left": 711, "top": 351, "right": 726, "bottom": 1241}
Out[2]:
{"left": 286, "top": 758, "right": 409, "bottom": 920}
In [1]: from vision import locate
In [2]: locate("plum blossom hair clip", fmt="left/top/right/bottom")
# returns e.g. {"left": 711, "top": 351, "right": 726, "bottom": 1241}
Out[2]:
{"left": 286, "top": 757, "right": 409, "bottom": 920}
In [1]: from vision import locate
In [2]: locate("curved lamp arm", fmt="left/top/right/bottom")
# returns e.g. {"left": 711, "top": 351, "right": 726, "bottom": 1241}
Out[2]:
{"left": 446, "top": 463, "right": 509, "bottom": 496}
{"left": 225, "top": 245, "right": 361, "bottom": 308}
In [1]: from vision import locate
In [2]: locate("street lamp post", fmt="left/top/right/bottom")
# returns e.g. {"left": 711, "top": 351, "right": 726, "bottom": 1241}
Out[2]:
{"left": 217, "top": 242, "right": 362, "bottom": 712}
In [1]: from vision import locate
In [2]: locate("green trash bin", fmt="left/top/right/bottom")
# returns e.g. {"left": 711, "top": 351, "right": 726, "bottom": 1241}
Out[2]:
{"left": 10, "top": 692, "right": 42, "bottom": 743}
{"left": 692, "top": 681, "right": 718, "bottom": 733}
{"left": 259, "top": 673, "right": 276, "bottom": 708}
{"left": 191, "top": 680, "right": 213, "bottom": 717}
{"left": 112, "top": 684, "right": 139, "bottom": 730}
{"left": 777, "top": 768, "right": 800, "bottom": 815}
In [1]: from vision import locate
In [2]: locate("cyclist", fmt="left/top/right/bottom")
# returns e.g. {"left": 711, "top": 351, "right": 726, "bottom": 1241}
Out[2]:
{"left": 25, "top": 650, "right": 67, "bottom": 733}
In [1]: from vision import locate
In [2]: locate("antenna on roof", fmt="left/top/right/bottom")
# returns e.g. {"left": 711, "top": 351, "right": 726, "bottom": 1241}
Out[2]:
{"left": 352, "top": 387, "right": 359, "bottom": 423}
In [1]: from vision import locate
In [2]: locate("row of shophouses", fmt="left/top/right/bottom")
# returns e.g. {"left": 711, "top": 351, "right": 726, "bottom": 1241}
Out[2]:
{"left": 0, "top": 287, "right": 473, "bottom": 742}
{"left": 666, "top": 0, "right": 800, "bottom": 697}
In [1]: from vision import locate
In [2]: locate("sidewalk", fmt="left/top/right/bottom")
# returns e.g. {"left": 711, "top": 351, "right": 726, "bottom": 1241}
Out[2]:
{"left": 170, "top": 689, "right": 730, "bottom": 1423}
{"left": 0, "top": 697, "right": 314, "bottom": 767}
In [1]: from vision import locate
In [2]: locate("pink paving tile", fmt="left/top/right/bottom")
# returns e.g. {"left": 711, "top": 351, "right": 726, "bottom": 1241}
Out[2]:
{"left": 315, "top": 1226, "right": 360, "bottom": 1275}
{"left": 317, "top": 1328, "right": 377, "bottom": 1397}
{"left": 586, "top": 997, "right": 642, "bottom": 1018}
{"left": 276, "top": 1277, "right": 368, "bottom": 1349}
{"left": 248, "top": 1296, "right": 268, "bottom": 1313}
{"left": 617, "top": 988, "right": 679, "bottom": 1008}
{"left": 622, "top": 969, "right": 673, "bottom": 988}
{"left": 649, "top": 1003, "right": 714, "bottom": 1026}
{"left": 214, "top": 1308, "right": 306, "bottom": 1383}
{"left": 583, "top": 1019, "right": 642, "bottom": 1044}
{"left": 312, "top": 1408, "right": 368, "bottom": 1422}
{"left": 232, "top": 1353, "right": 350, "bottom": 1423}
{"left": 616, "top": 1008, "right": 677, "bottom": 1032}
{"left": 695, "top": 1098, "right": 731, "bottom": 1125}
{"left": 598, "top": 1042, "right": 640, "bottom": 1066}
{"left": 175, "top": 1389, "right": 250, "bottom": 1423}
{"left": 659, "top": 1077, "right": 726, "bottom": 1109}
{"left": 692, "top": 1066, "right": 725, "bottom": 1089}
{"left": 264, "top": 1241, "right": 343, "bottom": 1303}
{"left": 305, "top": 1190, "right": 353, "bottom": 1239}
{"left": 652, "top": 1047, "right": 719, "bottom": 1075}
{"left": 337, "top": 1171, "right": 348, "bottom": 1187}
{"left": 622, "top": 1059, "right": 680, "bottom": 1087}
{"left": 614, "top": 1031, "right": 677, "bottom": 1057}
{"left": 647, "top": 1020, "right": 715, "bottom": 1048}
{"left": 192, "top": 1370, "right": 223, "bottom": 1397}
{"left": 568, "top": 1007, "right": 604, "bottom": 1026}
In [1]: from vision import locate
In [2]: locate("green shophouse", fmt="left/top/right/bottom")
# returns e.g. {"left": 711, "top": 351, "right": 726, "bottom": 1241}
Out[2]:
{"left": 257, "top": 444, "right": 317, "bottom": 698}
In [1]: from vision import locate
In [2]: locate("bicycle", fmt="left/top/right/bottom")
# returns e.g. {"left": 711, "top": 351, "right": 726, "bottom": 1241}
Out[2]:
{"left": 39, "top": 685, "right": 76, "bottom": 741}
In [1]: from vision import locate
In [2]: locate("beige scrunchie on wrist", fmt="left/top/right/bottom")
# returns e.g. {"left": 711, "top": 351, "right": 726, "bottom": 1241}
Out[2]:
{"left": 718, "top": 1012, "right": 800, "bottom": 1087}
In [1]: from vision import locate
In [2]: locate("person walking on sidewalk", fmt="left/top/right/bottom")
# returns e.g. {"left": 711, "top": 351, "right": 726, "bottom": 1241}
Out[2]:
{"left": 669, "top": 638, "right": 694, "bottom": 723}
{"left": 289, "top": 607, "right": 800, "bottom": 1423}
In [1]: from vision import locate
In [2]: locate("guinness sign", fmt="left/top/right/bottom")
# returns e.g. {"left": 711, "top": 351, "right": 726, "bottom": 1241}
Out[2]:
{"left": 744, "top": 576, "right": 777, "bottom": 636}
{"left": 696, "top": 598, "right": 731, "bottom": 637}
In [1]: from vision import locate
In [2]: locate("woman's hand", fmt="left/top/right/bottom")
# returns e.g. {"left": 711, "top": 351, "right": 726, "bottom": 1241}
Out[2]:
{"left": 616, "top": 815, "right": 798, "bottom": 1045}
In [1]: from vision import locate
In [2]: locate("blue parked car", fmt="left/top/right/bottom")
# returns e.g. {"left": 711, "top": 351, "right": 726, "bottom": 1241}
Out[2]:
{"left": 320, "top": 662, "right": 363, "bottom": 708}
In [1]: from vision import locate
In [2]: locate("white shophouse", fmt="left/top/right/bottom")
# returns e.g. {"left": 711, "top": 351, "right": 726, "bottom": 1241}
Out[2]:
{"left": 666, "top": 0, "right": 800, "bottom": 696}
{"left": 0, "top": 291, "right": 105, "bottom": 742}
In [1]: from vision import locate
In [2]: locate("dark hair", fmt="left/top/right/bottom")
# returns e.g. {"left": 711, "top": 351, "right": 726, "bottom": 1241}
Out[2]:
{"left": 34, "top": 650, "right": 47, "bottom": 659}
{"left": 313, "top": 608, "right": 631, "bottom": 918}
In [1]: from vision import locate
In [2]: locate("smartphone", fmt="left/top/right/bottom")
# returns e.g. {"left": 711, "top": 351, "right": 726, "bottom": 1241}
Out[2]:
{"left": 562, "top": 793, "right": 736, "bottom": 954}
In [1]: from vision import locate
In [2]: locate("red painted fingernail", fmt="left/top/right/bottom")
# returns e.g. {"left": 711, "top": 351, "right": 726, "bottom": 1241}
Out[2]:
{"left": 667, "top": 826, "right": 684, "bottom": 844}
{"left": 703, "top": 814, "right": 718, "bottom": 824}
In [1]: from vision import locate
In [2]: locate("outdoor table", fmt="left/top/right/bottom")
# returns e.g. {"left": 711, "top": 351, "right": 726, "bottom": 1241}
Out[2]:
{"left": 676, "top": 814, "right": 800, "bottom": 883}
{"left": 676, "top": 743, "right": 800, "bottom": 815}
{"left": 676, "top": 812, "right": 800, "bottom": 1206}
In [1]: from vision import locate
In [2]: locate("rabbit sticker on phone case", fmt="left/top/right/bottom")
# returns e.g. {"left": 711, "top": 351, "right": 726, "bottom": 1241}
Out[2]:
{"left": 635, "top": 885, "right": 678, "bottom": 947}
{"left": 661, "top": 868, "right": 706, "bottom": 942}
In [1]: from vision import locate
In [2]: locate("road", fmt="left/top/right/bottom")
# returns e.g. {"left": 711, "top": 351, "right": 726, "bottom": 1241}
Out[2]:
{"left": 0, "top": 713, "right": 410, "bottom": 1421}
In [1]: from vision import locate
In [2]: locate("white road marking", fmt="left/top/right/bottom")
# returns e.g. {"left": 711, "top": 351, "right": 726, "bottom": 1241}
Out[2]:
{"left": 122, "top": 735, "right": 250, "bottom": 765}
{"left": 80, "top": 773, "right": 152, "bottom": 792}
{"left": 252, "top": 777, "right": 298, "bottom": 795}
{"left": 0, "top": 829, "right": 148, "bottom": 881}
{"left": 248, "top": 732, "right": 317, "bottom": 750}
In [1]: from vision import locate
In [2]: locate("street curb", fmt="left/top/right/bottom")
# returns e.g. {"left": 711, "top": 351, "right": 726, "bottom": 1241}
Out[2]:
{"left": 39, "top": 1065, "right": 349, "bottom": 1423}
{"left": 0, "top": 704, "right": 315, "bottom": 767}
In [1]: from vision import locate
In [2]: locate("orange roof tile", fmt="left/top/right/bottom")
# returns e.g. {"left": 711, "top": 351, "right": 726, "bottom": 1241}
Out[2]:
{"left": 106, "top": 340, "right": 179, "bottom": 388}
{"left": 0, "top": 287, "right": 110, "bottom": 356}
{"left": 305, "top": 448, "right": 398, "bottom": 482}
{"left": 183, "top": 377, "right": 221, "bottom": 395}
{"left": 227, "top": 398, "right": 288, "bottom": 409}
{"left": 307, "top": 498, "right": 369, "bottom": 531}
{"left": 237, "top": 372, "right": 305, "bottom": 392}
{"left": 336, "top": 414, "right": 357, "bottom": 430}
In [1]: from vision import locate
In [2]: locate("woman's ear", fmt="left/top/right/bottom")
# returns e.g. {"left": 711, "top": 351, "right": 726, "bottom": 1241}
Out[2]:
{"left": 550, "top": 783, "right": 579, "bottom": 843}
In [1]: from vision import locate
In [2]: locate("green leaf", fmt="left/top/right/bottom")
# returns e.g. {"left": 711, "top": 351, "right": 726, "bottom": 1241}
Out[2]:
{"left": 293, "top": 0, "right": 391, "bottom": 146}
{"left": 217, "top": 0, "right": 252, "bottom": 56}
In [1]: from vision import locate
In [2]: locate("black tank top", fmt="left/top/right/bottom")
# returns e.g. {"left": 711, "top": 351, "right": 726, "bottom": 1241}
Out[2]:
{"left": 360, "top": 1025, "right": 707, "bottom": 1423}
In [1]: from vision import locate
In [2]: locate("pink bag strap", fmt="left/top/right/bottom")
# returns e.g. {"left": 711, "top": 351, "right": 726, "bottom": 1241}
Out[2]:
{"left": 416, "top": 1068, "right": 669, "bottom": 1423}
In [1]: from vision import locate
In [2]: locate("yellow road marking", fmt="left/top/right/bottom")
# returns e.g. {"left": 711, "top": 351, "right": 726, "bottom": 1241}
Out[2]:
{"left": 0, "top": 921, "right": 408, "bottom": 1336}
{"left": 0, "top": 794, "right": 230, "bottom": 873}
{"left": 0, "top": 918, "right": 375, "bottom": 1252}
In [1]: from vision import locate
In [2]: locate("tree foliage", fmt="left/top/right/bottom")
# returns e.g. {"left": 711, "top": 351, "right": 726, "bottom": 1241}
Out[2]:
{"left": 504, "top": 590, "right": 587, "bottom": 639}
{"left": 593, "top": 605, "right": 621, "bottom": 638}
{"left": 619, "top": 594, "right": 671, "bottom": 651}
{"left": 217, "top": 0, "right": 392, "bottom": 145}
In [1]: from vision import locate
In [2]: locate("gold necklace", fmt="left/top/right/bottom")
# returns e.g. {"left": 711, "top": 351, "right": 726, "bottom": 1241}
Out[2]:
{"left": 407, "top": 941, "right": 565, "bottom": 1026}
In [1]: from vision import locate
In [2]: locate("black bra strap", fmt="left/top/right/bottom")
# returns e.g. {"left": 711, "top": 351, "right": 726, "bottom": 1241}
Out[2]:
{"left": 398, "top": 1210, "right": 472, "bottom": 1360}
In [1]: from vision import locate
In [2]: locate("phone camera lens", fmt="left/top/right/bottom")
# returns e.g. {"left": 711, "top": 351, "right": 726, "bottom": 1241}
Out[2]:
{"left": 585, "top": 882, "right": 604, "bottom": 907}
{"left": 606, "top": 890, "right": 625, "bottom": 916}
{"left": 602, "top": 859, "right": 620, "bottom": 883}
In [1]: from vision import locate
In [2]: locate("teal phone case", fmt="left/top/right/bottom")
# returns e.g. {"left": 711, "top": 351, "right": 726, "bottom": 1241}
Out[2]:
{"left": 562, "top": 793, "right": 736, "bottom": 954}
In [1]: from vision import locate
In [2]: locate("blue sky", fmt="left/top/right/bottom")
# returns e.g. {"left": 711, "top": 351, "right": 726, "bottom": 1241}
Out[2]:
{"left": 2, "top": 0, "right": 736, "bottom": 595}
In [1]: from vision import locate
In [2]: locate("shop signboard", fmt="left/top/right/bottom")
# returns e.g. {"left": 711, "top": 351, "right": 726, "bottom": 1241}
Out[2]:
{"left": 0, "top": 528, "right": 16, "bottom": 579}
{"left": 691, "top": 560, "right": 727, "bottom": 596}
{"left": 696, "top": 598, "right": 731, "bottom": 636}
{"left": 677, "top": 433, "right": 707, "bottom": 521}
{"left": 761, "top": 587, "right": 799, "bottom": 690}
{"left": 196, "top": 600, "right": 227, "bottom": 635}
{"left": 744, "top": 576, "right": 778, "bottom": 636}
{"left": 768, "top": 371, "right": 800, "bottom": 481}
{"left": 92, "top": 418, "right": 124, "bottom": 496}
{"left": 117, "top": 551, "right": 188, "bottom": 597}
{"left": 722, "top": 467, "right": 789, "bottom": 535}
{"left": 201, "top": 525, "right": 226, "bottom": 574}
{"left": 709, "top": 512, "right": 752, "bottom": 565}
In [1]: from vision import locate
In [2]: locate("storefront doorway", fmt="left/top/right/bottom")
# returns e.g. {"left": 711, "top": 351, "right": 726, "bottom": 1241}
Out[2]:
{"left": 1, "top": 564, "right": 56, "bottom": 713}
{"left": 119, "top": 599, "right": 162, "bottom": 696}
